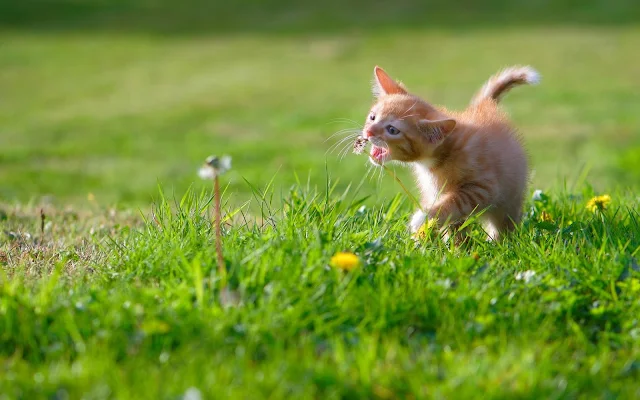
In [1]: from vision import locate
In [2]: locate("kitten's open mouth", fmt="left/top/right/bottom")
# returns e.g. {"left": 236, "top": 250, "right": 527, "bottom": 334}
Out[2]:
{"left": 370, "top": 145, "right": 390, "bottom": 165}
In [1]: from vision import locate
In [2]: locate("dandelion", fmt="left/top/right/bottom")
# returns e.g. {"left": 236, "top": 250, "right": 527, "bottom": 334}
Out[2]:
{"left": 539, "top": 210, "right": 553, "bottom": 222}
{"left": 198, "top": 155, "right": 231, "bottom": 180}
{"left": 353, "top": 136, "right": 368, "bottom": 154}
{"left": 198, "top": 155, "right": 232, "bottom": 282}
{"left": 412, "top": 218, "right": 439, "bottom": 241}
{"left": 586, "top": 194, "right": 611, "bottom": 213}
{"left": 330, "top": 252, "right": 361, "bottom": 272}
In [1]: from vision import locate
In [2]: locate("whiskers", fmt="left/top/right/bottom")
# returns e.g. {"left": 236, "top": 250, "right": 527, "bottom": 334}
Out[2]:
{"left": 399, "top": 100, "right": 419, "bottom": 120}
{"left": 326, "top": 129, "right": 362, "bottom": 160}
{"left": 326, "top": 118, "right": 362, "bottom": 126}
{"left": 325, "top": 119, "right": 364, "bottom": 162}
{"left": 362, "top": 142, "right": 389, "bottom": 186}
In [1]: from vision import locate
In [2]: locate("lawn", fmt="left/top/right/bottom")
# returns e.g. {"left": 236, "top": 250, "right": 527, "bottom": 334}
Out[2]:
{"left": 1, "top": 0, "right": 640, "bottom": 398}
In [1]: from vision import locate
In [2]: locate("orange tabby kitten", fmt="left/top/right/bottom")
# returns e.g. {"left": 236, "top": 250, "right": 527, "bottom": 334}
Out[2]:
{"left": 362, "top": 65, "right": 539, "bottom": 241}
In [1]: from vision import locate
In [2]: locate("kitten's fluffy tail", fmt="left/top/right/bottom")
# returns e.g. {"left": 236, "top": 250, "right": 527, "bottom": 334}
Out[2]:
{"left": 471, "top": 66, "right": 540, "bottom": 106}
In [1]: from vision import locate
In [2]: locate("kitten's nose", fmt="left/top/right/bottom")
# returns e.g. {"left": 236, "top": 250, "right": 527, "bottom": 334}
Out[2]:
{"left": 363, "top": 130, "right": 374, "bottom": 139}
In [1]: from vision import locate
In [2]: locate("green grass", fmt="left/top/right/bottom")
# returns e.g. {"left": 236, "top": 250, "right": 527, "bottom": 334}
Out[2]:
{"left": 1, "top": 4, "right": 640, "bottom": 205}
{"left": 2, "top": 184, "right": 640, "bottom": 398}
{"left": 2, "top": 0, "right": 640, "bottom": 398}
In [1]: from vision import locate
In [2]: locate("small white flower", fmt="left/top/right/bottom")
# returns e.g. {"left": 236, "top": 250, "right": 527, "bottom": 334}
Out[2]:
{"left": 183, "top": 387, "right": 202, "bottom": 400}
{"left": 198, "top": 155, "right": 232, "bottom": 180}
{"left": 515, "top": 270, "right": 536, "bottom": 283}
{"left": 532, "top": 189, "right": 543, "bottom": 202}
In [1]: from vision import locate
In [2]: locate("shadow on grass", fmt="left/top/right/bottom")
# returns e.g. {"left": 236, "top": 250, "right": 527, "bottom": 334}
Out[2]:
{"left": 1, "top": 0, "right": 639, "bottom": 36}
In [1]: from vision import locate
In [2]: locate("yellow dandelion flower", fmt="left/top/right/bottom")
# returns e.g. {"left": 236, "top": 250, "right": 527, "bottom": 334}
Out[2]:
{"left": 540, "top": 210, "right": 553, "bottom": 222}
{"left": 412, "top": 218, "right": 439, "bottom": 241}
{"left": 586, "top": 194, "right": 611, "bottom": 213}
{"left": 330, "top": 252, "right": 361, "bottom": 272}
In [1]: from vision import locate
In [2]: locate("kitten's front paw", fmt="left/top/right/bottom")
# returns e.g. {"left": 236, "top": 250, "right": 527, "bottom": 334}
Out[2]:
{"left": 409, "top": 210, "right": 427, "bottom": 233}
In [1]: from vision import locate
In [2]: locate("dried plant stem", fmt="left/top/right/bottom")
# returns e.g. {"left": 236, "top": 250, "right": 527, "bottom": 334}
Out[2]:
{"left": 40, "top": 208, "right": 45, "bottom": 238}
{"left": 214, "top": 176, "right": 225, "bottom": 280}
{"left": 368, "top": 154, "right": 423, "bottom": 211}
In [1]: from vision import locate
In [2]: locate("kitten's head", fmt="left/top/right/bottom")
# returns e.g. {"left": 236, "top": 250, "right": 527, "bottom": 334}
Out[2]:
{"left": 364, "top": 66, "right": 456, "bottom": 165}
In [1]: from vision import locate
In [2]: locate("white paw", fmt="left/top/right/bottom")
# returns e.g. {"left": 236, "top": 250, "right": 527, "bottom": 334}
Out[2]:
{"left": 409, "top": 210, "right": 427, "bottom": 233}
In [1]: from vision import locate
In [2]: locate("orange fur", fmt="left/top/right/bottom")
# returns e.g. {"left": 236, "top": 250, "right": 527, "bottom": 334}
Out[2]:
{"left": 363, "top": 66, "right": 539, "bottom": 241}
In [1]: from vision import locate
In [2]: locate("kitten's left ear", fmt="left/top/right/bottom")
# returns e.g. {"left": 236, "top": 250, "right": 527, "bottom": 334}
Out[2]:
{"left": 418, "top": 118, "right": 457, "bottom": 144}
{"left": 372, "top": 66, "right": 407, "bottom": 97}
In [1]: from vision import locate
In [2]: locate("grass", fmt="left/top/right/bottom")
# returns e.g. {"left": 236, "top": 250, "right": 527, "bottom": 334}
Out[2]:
{"left": 1, "top": 7, "right": 640, "bottom": 206}
{"left": 2, "top": 0, "right": 640, "bottom": 398}
{"left": 1, "top": 183, "right": 640, "bottom": 398}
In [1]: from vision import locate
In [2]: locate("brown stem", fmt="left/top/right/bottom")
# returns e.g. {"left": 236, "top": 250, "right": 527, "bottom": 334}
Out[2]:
{"left": 40, "top": 208, "right": 45, "bottom": 241}
{"left": 214, "top": 176, "right": 225, "bottom": 277}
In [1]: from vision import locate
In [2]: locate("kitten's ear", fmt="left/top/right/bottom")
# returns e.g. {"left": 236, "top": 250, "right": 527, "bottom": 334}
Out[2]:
{"left": 418, "top": 118, "right": 457, "bottom": 144}
{"left": 372, "top": 66, "right": 407, "bottom": 97}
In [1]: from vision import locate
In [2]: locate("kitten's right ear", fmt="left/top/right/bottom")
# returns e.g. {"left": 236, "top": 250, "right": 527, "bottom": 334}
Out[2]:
{"left": 372, "top": 66, "right": 407, "bottom": 98}
{"left": 418, "top": 118, "right": 456, "bottom": 144}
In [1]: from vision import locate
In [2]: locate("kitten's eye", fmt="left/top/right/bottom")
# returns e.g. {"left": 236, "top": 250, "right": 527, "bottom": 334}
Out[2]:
{"left": 386, "top": 125, "right": 400, "bottom": 135}
{"left": 369, "top": 113, "right": 376, "bottom": 121}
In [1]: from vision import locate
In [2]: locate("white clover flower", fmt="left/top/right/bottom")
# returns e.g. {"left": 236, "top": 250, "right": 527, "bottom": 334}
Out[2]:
{"left": 183, "top": 387, "right": 202, "bottom": 400}
{"left": 198, "top": 155, "right": 232, "bottom": 180}
{"left": 532, "top": 189, "right": 543, "bottom": 202}
{"left": 515, "top": 270, "right": 536, "bottom": 283}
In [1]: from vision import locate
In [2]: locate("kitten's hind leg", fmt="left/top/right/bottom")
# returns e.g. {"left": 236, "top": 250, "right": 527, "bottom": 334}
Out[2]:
{"left": 482, "top": 220, "right": 501, "bottom": 242}
{"left": 482, "top": 210, "right": 518, "bottom": 242}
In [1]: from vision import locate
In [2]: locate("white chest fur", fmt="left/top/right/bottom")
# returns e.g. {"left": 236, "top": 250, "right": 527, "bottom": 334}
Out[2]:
{"left": 412, "top": 161, "right": 439, "bottom": 208}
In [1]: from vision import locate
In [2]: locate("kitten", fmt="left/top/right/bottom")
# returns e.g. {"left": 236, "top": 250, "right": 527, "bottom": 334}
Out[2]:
{"left": 362, "top": 65, "right": 539, "bottom": 241}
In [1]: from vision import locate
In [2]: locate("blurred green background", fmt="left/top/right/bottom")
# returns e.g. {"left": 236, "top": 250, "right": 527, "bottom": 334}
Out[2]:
{"left": 1, "top": 0, "right": 639, "bottom": 207}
